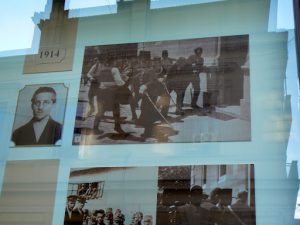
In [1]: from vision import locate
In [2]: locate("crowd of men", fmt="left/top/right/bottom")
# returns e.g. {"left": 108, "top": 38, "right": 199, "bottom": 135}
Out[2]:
{"left": 82, "top": 47, "right": 206, "bottom": 139}
{"left": 157, "top": 186, "right": 255, "bottom": 225}
{"left": 64, "top": 195, "right": 153, "bottom": 225}
{"left": 77, "top": 183, "right": 99, "bottom": 200}
{"left": 64, "top": 185, "right": 255, "bottom": 225}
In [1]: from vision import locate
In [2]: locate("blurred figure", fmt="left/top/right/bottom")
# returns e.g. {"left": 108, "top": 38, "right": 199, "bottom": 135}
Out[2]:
{"left": 103, "top": 215, "right": 111, "bottom": 225}
{"left": 74, "top": 196, "right": 87, "bottom": 215}
{"left": 73, "top": 197, "right": 87, "bottom": 225}
{"left": 85, "top": 182, "right": 98, "bottom": 199}
{"left": 106, "top": 208, "right": 114, "bottom": 225}
{"left": 132, "top": 212, "right": 143, "bottom": 225}
{"left": 93, "top": 56, "right": 132, "bottom": 134}
{"left": 86, "top": 55, "right": 104, "bottom": 116}
{"left": 213, "top": 188, "right": 237, "bottom": 225}
{"left": 161, "top": 50, "right": 175, "bottom": 74}
{"left": 138, "top": 57, "right": 168, "bottom": 139}
{"left": 77, "top": 183, "right": 88, "bottom": 197}
{"left": 202, "top": 187, "right": 222, "bottom": 210}
{"left": 203, "top": 188, "right": 222, "bottom": 225}
{"left": 143, "top": 215, "right": 153, "bottom": 225}
{"left": 114, "top": 209, "right": 125, "bottom": 225}
{"left": 231, "top": 191, "right": 255, "bottom": 225}
{"left": 164, "top": 57, "right": 194, "bottom": 115}
{"left": 95, "top": 209, "right": 106, "bottom": 225}
{"left": 187, "top": 47, "right": 204, "bottom": 108}
{"left": 180, "top": 186, "right": 209, "bottom": 225}
{"left": 64, "top": 195, "right": 82, "bottom": 225}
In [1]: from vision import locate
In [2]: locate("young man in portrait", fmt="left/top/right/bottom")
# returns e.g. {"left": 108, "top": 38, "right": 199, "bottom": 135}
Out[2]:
{"left": 11, "top": 86, "right": 63, "bottom": 146}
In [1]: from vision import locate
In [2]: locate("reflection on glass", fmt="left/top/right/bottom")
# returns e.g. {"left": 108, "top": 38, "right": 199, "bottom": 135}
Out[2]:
{"left": 0, "top": 0, "right": 48, "bottom": 56}
{"left": 66, "top": 0, "right": 117, "bottom": 9}
{"left": 66, "top": 0, "right": 118, "bottom": 18}
{"left": 150, "top": 0, "right": 225, "bottom": 9}
{"left": 65, "top": 165, "right": 255, "bottom": 225}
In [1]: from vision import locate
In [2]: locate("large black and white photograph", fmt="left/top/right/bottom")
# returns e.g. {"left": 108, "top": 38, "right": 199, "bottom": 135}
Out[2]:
{"left": 73, "top": 35, "right": 250, "bottom": 144}
{"left": 11, "top": 83, "right": 68, "bottom": 147}
{"left": 156, "top": 164, "right": 256, "bottom": 225}
{"left": 64, "top": 166, "right": 157, "bottom": 225}
{"left": 63, "top": 164, "right": 256, "bottom": 225}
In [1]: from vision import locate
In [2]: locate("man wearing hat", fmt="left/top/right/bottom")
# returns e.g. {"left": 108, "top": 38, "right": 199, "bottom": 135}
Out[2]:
{"left": 161, "top": 50, "right": 175, "bottom": 74}
{"left": 73, "top": 196, "right": 87, "bottom": 223}
{"left": 164, "top": 57, "right": 194, "bottom": 115}
{"left": 180, "top": 185, "right": 209, "bottom": 225}
{"left": 64, "top": 195, "right": 83, "bottom": 225}
{"left": 231, "top": 191, "right": 255, "bottom": 225}
{"left": 138, "top": 57, "right": 168, "bottom": 139}
{"left": 187, "top": 47, "right": 204, "bottom": 108}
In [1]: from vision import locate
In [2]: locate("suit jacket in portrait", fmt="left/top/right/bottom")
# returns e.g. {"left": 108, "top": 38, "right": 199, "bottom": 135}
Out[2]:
{"left": 12, "top": 117, "right": 62, "bottom": 146}
{"left": 64, "top": 209, "right": 83, "bottom": 225}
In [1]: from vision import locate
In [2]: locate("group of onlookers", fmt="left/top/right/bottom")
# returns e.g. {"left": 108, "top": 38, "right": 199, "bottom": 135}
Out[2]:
{"left": 157, "top": 185, "right": 255, "bottom": 225}
{"left": 82, "top": 47, "right": 206, "bottom": 140}
{"left": 64, "top": 194, "right": 153, "bottom": 225}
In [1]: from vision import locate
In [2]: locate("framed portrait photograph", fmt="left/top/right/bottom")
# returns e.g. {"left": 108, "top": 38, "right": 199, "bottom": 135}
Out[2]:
{"left": 73, "top": 35, "right": 250, "bottom": 145}
{"left": 63, "top": 164, "right": 255, "bottom": 225}
{"left": 11, "top": 83, "right": 68, "bottom": 147}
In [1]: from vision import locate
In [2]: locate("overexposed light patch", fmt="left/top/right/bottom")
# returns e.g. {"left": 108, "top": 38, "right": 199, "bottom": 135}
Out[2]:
{"left": 66, "top": 0, "right": 117, "bottom": 18}
{"left": 65, "top": 0, "right": 117, "bottom": 10}
{"left": 150, "top": 0, "right": 224, "bottom": 9}
{"left": 277, "top": 0, "right": 294, "bottom": 29}
{"left": 0, "top": 0, "right": 47, "bottom": 53}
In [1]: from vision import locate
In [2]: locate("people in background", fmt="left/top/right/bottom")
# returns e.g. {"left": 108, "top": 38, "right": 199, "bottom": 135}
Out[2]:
{"left": 86, "top": 55, "right": 104, "bottom": 116}
{"left": 187, "top": 47, "right": 204, "bottom": 109}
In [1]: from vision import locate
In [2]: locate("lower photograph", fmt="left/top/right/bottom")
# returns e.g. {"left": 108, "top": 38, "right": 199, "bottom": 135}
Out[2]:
{"left": 64, "top": 164, "right": 256, "bottom": 225}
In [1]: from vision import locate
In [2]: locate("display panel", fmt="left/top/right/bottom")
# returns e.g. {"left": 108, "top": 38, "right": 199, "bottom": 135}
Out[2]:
{"left": 73, "top": 35, "right": 250, "bottom": 145}
{"left": 0, "top": 0, "right": 298, "bottom": 225}
{"left": 23, "top": 0, "right": 78, "bottom": 74}
{"left": 64, "top": 164, "right": 255, "bottom": 225}
{"left": 11, "top": 83, "right": 68, "bottom": 147}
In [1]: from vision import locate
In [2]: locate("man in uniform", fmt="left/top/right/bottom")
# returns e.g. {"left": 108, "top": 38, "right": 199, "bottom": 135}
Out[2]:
{"left": 164, "top": 57, "right": 194, "bottom": 115}
{"left": 114, "top": 209, "right": 125, "bottom": 225}
{"left": 180, "top": 185, "right": 209, "bottom": 225}
{"left": 187, "top": 47, "right": 204, "bottom": 108}
{"left": 138, "top": 57, "right": 168, "bottom": 139}
{"left": 161, "top": 50, "right": 175, "bottom": 74}
{"left": 231, "top": 191, "right": 255, "bottom": 225}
